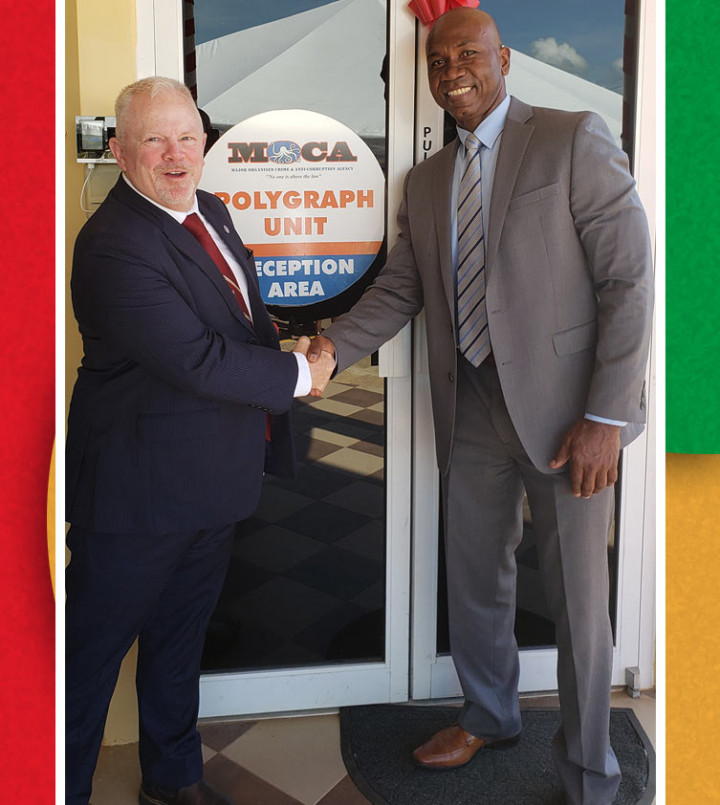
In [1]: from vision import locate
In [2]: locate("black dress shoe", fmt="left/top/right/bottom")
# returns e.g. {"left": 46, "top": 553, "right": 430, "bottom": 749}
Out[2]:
{"left": 139, "top": 780, "right": 233, "bottom": 805}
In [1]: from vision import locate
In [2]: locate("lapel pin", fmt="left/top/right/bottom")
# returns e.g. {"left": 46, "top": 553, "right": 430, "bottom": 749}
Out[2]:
{"left": 223, "top": 225, "right": 230, "bottom": 233}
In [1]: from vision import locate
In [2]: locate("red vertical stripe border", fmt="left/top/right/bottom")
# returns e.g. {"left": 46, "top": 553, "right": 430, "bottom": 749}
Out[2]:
{"left": 0, "top": 0, "right": 56, "bottom": 800}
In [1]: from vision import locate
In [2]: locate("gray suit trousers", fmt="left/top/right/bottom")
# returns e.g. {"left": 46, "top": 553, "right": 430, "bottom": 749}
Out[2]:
{"left": 443, "top": 356, "right": 621, "bottom": 805}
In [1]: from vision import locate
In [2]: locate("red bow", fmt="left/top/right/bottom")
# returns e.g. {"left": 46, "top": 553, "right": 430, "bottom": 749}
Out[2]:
{"left": 407, "top": 0, "right": 480, "bottom": 27}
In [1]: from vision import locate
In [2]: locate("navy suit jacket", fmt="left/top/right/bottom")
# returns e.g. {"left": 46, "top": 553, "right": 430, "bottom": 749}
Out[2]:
{"left": 66, "top": 177, "right": 298, "bottom": 535}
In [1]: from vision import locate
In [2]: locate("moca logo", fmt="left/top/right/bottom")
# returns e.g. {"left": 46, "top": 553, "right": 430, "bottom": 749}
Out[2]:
{"left": 227, "top": 140, "right": 358, "bottom": 164}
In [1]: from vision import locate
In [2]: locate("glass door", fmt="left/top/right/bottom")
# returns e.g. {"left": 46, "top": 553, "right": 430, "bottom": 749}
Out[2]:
{"left": 410, "top": 0, "right": 657, "bottom": 700}
{"left": 141, "top": 0, "right": 418, "bottom": 718}
{"left": 142, "top": 0, "right": 656, "bottom": 714}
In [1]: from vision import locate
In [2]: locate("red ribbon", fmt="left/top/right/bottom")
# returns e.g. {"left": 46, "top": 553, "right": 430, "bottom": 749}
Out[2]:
{"left": 407, "top": 0, "right": 480, "bottom": 27}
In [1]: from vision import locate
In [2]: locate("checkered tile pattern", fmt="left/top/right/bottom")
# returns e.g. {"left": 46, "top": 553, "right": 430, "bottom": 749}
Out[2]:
{"left": 91, "top": 713, "right": 372, "bottom": 805}
{"left": 202, "top": 354, "right": 387, "bottom": 673}
{"left": 92, "top": 692, "right": 655, "bottom": 805}
{"left": 198, "top": 715, "right": 371, "bottom": 805}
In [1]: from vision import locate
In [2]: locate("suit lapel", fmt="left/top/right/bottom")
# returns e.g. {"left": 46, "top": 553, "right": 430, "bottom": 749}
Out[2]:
{"left": 432, "top": 140, "right": 461, "bottom": 324}
{"left": 111, "top": 176, "right": 257, "bottom": 331}
{"left": 486, "top": 97, "right": 534, "bottom": 273}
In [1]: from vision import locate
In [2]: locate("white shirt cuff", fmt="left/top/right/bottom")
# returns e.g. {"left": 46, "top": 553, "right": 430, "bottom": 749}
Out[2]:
{"left": 293, "top": 352, "right": 312, "bottom": 397}
{"left": 585, "top": 413, "right": 627, "bottom": 427}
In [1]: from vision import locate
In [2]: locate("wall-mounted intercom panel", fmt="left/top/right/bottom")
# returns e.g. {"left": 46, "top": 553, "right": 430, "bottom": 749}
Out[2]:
{"left": 76, "top": 116, "right": 117, "bottom": 162}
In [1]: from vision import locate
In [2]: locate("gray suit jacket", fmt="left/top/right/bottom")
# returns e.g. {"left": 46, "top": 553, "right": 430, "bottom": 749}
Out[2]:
{"left": 324, "top": 97, "right": 654, "bottom": 474}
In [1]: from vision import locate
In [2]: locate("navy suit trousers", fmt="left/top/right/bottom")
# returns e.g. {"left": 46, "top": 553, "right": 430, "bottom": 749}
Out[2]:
{"left": 65, "top": 523, "right": 235, "bottom": 805}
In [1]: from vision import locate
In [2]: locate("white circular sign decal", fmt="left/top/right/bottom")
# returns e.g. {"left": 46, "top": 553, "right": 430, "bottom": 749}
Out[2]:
{"left": 200, "top": 110, "right": 385, "bottom": 307}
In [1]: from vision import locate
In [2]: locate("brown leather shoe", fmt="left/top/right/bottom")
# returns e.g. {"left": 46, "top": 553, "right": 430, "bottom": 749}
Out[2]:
{"left": 412, "top": 724, "right": 520, "bottom": 769}
{"left": 139, "top": 780, "right": 233, "bottom": 805}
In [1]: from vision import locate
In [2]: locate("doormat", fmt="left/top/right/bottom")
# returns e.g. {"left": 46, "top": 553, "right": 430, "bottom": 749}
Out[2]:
{"left": 340, "top": 704, "right": 655, "bottom": 805}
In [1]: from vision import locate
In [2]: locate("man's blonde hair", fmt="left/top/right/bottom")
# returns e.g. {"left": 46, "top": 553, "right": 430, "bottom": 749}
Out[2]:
{"left": 114, "top": 77, "right": 198, "bottom": 141}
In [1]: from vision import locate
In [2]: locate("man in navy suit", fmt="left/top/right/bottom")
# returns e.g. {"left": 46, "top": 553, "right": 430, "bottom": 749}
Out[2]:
{"left": 65, "top": 77, "right": 334, "bottom": 805}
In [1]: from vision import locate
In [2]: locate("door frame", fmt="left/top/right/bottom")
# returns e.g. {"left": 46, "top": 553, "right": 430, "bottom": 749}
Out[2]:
{"left": 410, "top": 0, "right": 657, "bottom": 700}
{"left": 140, "top": 0, "right": 657, "bottom": 715}
{"left": 139, "top": 0, "right": 418, "bottom": 718}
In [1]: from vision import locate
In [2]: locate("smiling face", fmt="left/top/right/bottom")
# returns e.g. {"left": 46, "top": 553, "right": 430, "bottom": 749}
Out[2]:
{"left": 426, "top": 8, "right": 510, "bottom": 133}
{"left": 109, "top": 89, "right": 206, "bottom": 212}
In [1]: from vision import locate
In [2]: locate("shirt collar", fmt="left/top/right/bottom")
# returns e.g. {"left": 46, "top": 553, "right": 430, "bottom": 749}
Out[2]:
{"left": 457, "top": 94, "right": 511, "bottom": 151}
{"left": 122, "top": 173, "right": 199, "bottom": 223}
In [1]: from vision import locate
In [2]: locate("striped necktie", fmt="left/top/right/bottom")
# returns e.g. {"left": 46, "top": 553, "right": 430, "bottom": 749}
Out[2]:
{"left": 457, "top": 134, "right": 491, "bottom": 368}
{"left": 183, "top": 212, "right": 252, "bottom": 322}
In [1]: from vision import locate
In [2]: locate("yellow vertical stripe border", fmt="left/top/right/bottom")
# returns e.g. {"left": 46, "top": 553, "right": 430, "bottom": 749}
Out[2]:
{"left": 667, "top": 454, "right": 720, "bottom": 802}
{"left": 47, "top": 442, "right": 55, "bottom": 597}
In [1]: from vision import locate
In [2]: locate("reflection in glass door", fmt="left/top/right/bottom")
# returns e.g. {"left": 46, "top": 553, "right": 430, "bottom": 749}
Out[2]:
{"left": 204, "top": 354, "right": 388, "bottom": 673}
{"left": 191, "top": 0, "right": 392, "bottom": 674}
{"left": 139, "top": 0, "right": 418, "bottom": 716}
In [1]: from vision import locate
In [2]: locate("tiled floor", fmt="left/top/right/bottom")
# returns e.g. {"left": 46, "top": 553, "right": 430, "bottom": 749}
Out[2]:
{"left": 92, "top": 690, "right": 655, "bottom": 804}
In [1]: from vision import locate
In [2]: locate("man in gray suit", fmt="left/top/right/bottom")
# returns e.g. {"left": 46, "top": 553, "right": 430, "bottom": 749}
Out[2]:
{"left": 308, "top": 8, "right": 653, "bottom": 804}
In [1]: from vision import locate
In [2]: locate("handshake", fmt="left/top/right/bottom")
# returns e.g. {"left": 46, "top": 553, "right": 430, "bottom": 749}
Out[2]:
{"left": 293, "top": 335, "right": 336, "bottom": 398}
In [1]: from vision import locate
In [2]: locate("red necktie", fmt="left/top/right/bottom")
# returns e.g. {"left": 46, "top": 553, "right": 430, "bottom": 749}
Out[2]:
{"left": 183, "top": 212, "right": 252, "bottom": 322}
{"left": 184, "top": 213, "right": 271, "bottom": 440}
